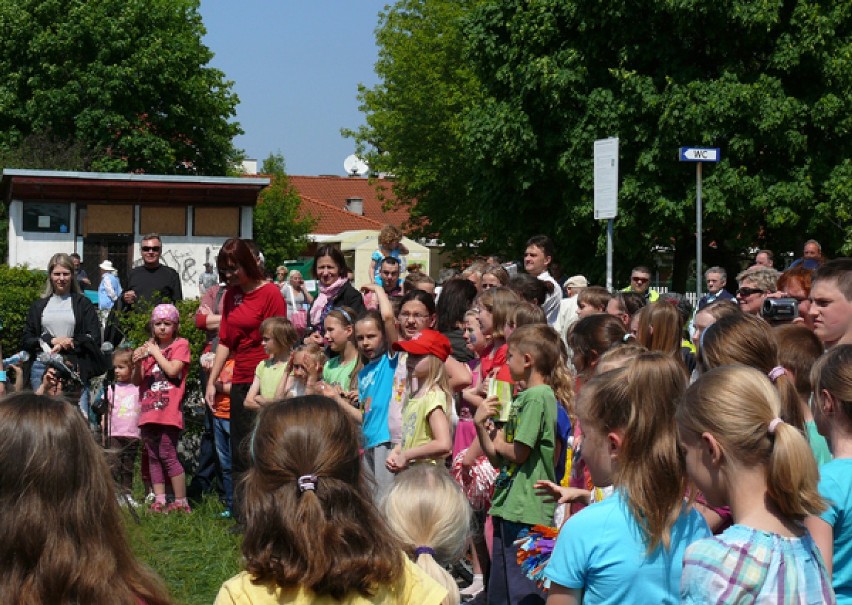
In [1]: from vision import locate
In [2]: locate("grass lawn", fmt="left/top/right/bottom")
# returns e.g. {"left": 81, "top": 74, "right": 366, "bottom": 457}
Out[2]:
{"left": 124, "top": 496, "right": 242, "bottom": 605}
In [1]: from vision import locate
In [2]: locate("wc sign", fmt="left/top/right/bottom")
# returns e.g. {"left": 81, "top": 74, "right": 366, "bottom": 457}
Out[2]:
{"left": 679, "top": 147, "right": 720, "bottom": 162}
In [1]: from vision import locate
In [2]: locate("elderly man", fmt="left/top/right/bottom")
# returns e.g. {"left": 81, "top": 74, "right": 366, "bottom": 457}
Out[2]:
{"left": 790, "top": 239, "right": 824, "bottom": 270}
{"left": 754, "top": 250, "right": 774, "bottom": 268}
{"left": 523, "top": 235, "right": 562, "bottom": 325}
{"left": 809, "top": 258, "right": 852, "bottom": 349}
{"left": 735, "top": 266, "right": 779, "bottom": 316}
{"left": 698, "top": 267, "right": 735, "bottom": 310}
{"left": 122, "top": 233, "right": 183, "bottom": 309}
{"left": 622, "top": 265, "right": 659, "bottom": 302}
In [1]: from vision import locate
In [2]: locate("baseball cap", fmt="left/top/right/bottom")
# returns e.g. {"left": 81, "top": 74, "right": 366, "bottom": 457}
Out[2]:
{"left": 565, "top": 275, "right": 588, "bottom": 288}
{"left": 392, "top": 329, "right": 452, "bottom": 361}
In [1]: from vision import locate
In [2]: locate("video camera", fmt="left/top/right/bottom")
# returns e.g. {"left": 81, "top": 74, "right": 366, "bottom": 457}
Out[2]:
{"left": 761, "top": 297, "right": 799, "bottom": 323}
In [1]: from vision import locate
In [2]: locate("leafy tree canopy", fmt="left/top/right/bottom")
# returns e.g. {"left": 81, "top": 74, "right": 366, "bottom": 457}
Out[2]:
{"left": 0, "top": 0, "right": 242, "bottom": 175}
{"left": 253, "top": 153, "right": 315, "bottom": 270}
{"left": 352, "top": 0, "right": 851, "bottom": 286}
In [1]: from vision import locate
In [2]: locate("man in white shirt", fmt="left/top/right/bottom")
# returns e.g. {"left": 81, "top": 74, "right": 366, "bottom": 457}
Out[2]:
{"left": 524, "top": 235, "right": 562, "bottom": 325}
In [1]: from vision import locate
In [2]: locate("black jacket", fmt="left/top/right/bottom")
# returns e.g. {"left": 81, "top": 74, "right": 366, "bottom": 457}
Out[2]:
{"left": 22, "top": 293, "right": 104, "bottom": 381}
{"left": 309, "top": 282, "right": 366, "bottom": 330}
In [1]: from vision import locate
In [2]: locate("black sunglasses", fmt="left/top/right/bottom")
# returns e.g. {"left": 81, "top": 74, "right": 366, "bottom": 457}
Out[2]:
{"left": 141, "top": 246, "right": 161, "bottom": 252}
{"left": 736, "top": 287, "right": 765, "bottom": 297}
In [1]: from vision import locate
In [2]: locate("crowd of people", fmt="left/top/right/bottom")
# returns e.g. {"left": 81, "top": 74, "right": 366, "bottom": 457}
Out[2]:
{"left": 0, "top": 230, "right": 850, "bottom": 605}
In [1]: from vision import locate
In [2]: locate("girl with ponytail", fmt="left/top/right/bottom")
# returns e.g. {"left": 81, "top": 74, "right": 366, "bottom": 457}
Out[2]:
{"left": 215, "top": 395, "right": 446, "bottom": 605}
{"left": 677, "top": 365, "right": 834, "bottom": 604}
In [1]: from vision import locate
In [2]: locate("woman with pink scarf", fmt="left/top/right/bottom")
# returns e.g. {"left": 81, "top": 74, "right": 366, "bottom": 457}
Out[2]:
{"left": 308, "top": 245, "right": 366, "bottom": 334}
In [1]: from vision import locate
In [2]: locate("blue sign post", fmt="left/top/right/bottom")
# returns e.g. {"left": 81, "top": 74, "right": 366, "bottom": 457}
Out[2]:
{"left": 680, "top": 147, "right": 720, "bottom": 301}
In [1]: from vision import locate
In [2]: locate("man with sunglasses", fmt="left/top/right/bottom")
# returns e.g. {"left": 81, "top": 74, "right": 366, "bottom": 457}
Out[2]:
{"left": 621, "top": 265, "right": 659, "bottom": 302}
{"left": 734, "top": 266, "right": 779, "bottom": 316}
{"left": 122, "top": 233, "right": 183, "bottom": 310}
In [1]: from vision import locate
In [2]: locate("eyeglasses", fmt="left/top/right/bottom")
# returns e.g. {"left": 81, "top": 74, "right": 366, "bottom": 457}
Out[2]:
{"left": 399, "top": 313, "right": 430, "bottom": 321}
{"left": 736, "top": 287, "right": 765, "bottom": 297}
{"left": 481, "top": 283, "right": 498, "bottom": 290}
{"left": 141, "top": 246, "right": 161, "bottom": 252}
{"left": 631, "top": 276, "right": 649, "bottom": 283}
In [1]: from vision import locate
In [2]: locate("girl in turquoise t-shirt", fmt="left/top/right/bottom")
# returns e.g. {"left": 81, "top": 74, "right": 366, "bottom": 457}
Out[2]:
{"left": 807, "top": 345, "right": 852, "bottom": 604}
{"left": 544, "top": 352, "right": 710, "bottom": 605}
{"left": 246, "top": 317, "right": 297, "bottom": 410}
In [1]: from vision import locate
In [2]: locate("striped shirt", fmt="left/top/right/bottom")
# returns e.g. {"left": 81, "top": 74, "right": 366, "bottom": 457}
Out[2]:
{"left": 681, "top": 524, "right": 835, "bottom": 604}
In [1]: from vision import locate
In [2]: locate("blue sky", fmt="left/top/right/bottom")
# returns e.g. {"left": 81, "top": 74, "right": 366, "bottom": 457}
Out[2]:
{"left": 198, "top": 2, "right": 388, "bottom": 176}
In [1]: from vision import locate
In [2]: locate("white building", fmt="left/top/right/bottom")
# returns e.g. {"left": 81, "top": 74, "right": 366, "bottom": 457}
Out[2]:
{"left": 1, "top": 169, "right": 269, "bottom": 299}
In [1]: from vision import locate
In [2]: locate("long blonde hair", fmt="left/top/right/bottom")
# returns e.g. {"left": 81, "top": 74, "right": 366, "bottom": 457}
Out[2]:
{"left": 583, "top": 352, "right": 687, "bottom": 552}
{"left": 383, "top": 465, "right": 471, "bottom": 605}
{"left": 678, "top": 366, "right": 825, "bottom": 522}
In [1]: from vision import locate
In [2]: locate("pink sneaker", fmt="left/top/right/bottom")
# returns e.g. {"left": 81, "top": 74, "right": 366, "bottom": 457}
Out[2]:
{"left": 166, "top": 501, "right": 192, "bottom": 514}
{"left": 149, "top": 501, "right": 167, "bottom": 514}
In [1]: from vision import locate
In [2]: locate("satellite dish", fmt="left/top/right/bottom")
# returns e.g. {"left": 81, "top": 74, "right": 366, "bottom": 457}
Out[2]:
{"left": 343, "top": 154, "right": 369, "bottom": 176}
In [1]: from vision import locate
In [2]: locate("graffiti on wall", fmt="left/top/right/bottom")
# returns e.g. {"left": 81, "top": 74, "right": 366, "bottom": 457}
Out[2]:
{"left": 132, "top": 245, "right": 221, "bottom": 289}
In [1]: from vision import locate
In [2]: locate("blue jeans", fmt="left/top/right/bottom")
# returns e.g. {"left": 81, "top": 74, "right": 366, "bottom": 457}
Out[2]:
{"left": 213, "top": 417, "right": 233, "bottom": 511}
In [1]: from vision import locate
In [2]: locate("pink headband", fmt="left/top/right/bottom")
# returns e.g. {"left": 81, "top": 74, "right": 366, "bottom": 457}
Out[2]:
{"left": 151, "top": 304, "right": 180, "bottom": 324}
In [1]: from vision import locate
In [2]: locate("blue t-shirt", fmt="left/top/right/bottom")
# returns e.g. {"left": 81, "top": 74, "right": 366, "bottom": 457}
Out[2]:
{"left": 544, "top": 490, "right": 710, "bottom": 605}
{"left": 818, "top": 458, "right": 852, "bottom": 604}
{"left": 358, "top": 353, "right": 399, "bottom": 449}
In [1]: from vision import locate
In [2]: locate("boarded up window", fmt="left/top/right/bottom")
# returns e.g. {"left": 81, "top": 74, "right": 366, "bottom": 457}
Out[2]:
{"left": 193, "top": 207, "right": 240, "bottom": 237}
{"left": 85, "top": 204, "right": 134, "bottom": 234}
{"left": 140, "top": 206, "right": 186, "bottom": 236}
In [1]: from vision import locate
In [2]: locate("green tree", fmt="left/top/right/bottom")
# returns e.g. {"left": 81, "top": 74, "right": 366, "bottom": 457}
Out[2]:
{"left": 0, "top": 0, "right": 242, "bottom": 175}
{"left": 252, "top": 153, "right": 315, "bottom": 269}
{"left": 355, "top": 0, "right": 851, "bottom": 286}
{"left": 346, "top": 0, "right": 488, "bottom": 252}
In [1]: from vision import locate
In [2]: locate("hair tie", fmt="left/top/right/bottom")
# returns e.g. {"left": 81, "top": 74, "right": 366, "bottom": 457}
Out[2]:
{"left": 768, "top": 366, "right": 786, "bottom": 382}
{"left": 414, "top": 546, "right": 436, "bottom": 557}
{"left": 298, "top": 474, "right": 318, "bottom": 493}
{"left": 768, "top": 417, "right": 784, "bottom": 435}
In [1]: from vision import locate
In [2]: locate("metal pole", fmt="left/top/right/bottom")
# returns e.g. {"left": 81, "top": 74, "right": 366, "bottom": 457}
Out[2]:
{"left": 696, "top": 162, "right": 703, "bottom": 300}
{"left": 606, "top": 218, "right": 613, "bottom": 291}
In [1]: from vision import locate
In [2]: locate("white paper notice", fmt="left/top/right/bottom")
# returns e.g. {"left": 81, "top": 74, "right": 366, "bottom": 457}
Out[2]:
{"left": 594, "top": 137, "right": 619, "bottom": 219}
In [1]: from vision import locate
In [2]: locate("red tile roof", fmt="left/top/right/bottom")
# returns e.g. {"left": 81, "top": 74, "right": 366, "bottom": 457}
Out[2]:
{"left": 289, "top": 175, "right": 410, "bottom": 235}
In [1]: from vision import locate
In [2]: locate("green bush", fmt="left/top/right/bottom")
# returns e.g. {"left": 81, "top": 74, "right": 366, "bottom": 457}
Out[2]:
{"left": 0, "top": 265, "right": 47, "bottom": 356}
{"left": 113, "top": 298, "right": 206, "bottom": 393}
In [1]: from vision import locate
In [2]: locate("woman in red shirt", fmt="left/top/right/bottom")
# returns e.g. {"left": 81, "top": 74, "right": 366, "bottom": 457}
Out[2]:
{"left": 205, "top": 238, "right": 286, "bottom": 522}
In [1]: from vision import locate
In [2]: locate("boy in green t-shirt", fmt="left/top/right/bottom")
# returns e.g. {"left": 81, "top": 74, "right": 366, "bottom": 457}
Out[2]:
{"left": 474, "top": 324, "right": 559, "bottom": 604}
